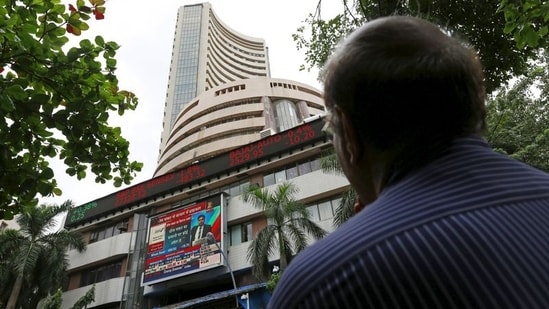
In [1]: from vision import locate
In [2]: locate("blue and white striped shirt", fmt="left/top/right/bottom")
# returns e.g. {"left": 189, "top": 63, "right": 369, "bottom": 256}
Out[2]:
{"left": 268, "top": 136, "right": 549, "bottom": 308}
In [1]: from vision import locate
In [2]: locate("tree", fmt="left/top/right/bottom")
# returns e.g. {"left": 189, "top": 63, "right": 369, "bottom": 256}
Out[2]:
{"left": 499, "top": 0, "right": 549, "bottom": 49}
{"left": 487, "top": 51, "right": 549, "bottom": 172}
{"left": 293, "top": 0, "right": 541, "bottom": 92}
{"left": 42, "top": 285, "right": 95, "bottom": 309}
{"left": 0, "top": 0, "right": 143, "bottom": 219}
{"left": 242, "top": 182, "right": 327, "bottom": 280}
{"left": 0, "top": 200, "right": 86, "bottom": 309}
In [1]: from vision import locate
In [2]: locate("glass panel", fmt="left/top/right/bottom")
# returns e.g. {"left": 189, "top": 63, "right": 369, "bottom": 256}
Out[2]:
{"left": 243, "top": 222, "right": 253, "bottom": 242}
{"left": 239, "top": 182, "right": 250, "bottom": 194}
{"left": 275, "top": 170, "right": 286, "bottom": 184}
{"left": 229, "top": 184, "right": 239, "bottom": 197}
{"left": 263, "top": 173, "right": 275, "bottom": 186}
{"left": 286, "top": 166, "right": 298, "bottom": 179}
{"left": 104, "top": 225, "right": 115, "bottom": 238}
{"left": 298, "top": 161, "right": 312, "bottom": 175}
{"left": 331, "top": 198, "right": 343, "bottom": 213}
{"left": 97, "top": 229, "right": 106, "bottom": 241}
{"left": 318, "top": 201, "right": 334, "bottom": 221}
{"left": 306, "top": 205, "right": 320, "bottom": 222}
{"left": 274, "top": 99, "right": 299, "bottom": 131}
{"left": 230, "top": 225, "right": 242, "bottom": 246}
{"left": 310, "top": 158, "right": 321, "bottom": 171}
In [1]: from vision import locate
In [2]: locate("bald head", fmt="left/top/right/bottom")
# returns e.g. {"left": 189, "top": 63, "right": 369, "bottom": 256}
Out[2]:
{"left": 323, "top": 16, "right": 486, "bottom": 152}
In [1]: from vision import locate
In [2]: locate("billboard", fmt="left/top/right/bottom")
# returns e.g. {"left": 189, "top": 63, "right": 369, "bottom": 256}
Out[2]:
{"left": 64, "top": 118, "right": 326, "bottom": 228}
{"left": 142, "top": 194, "right": 225, "bottom": 285}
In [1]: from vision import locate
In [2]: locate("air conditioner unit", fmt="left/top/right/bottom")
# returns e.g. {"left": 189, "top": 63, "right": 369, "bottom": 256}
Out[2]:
{"left": 259, "top": 129, "right": 272, "bottom": 139}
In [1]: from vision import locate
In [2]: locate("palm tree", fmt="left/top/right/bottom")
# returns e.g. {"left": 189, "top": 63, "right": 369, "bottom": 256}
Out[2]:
{"left": 320, "top": 150, "right": 358, "bottom": 227}
{"left": 242, "top": 182, "right": 327, "bottom": 280}
{"left": 0, "top": 200, "right": 86, "bottom": 309}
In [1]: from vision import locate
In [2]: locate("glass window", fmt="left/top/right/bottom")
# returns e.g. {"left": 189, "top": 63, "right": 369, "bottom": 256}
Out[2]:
{"left": 104, "top": 225, "right": 114, "bottom": 238}
{"left": 310, "top": 158, "right": 321, "bottom": 171}
{"left": 263, "top": 173, "right": 275, "bottom": 186}
{"left": 331, "top": 198, "right": 342, "bottom": 213}
{"left": 97, "top": 229, "right": 106, "bottom": 242}
{"left": 239, "top": 182, "right": 250, "bottom": 194}
{"left": 275, "top": 170, "right": 286, "bottom": 184}
{"left": 318, "top": 201, "right": 334, "bottom": 221}
{"left": 286, "top": 166, "right": 298, "bottom": 179}
{"left": 89, "top": 231, "right": 99, "bottom": 243}
{"left": 229, "top": 184, "right": 239, "bottom": 197}
{"left": 79, "top": 261, "right": 122, "bottom": 287}
{"left": 230, "top": 225, "right": 242, "bottom": 246}
{"left": 243, "top": 223, "right": 253, "bottom": 243}
{"left": 274, "top": 99, "right": 299, "bottom": 131}
{"left": 298, "top": 161, "right": 312, "bottom": 175}
{"left": 230, "top": 223, "right": 253, "bottom": 246}
{"left": 306, "top": 205, "right": 320, "bottom": 222}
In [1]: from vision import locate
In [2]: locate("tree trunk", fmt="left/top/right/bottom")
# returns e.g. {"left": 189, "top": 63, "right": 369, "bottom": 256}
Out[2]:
{"left": 278, "top": 229, "right": 288, "bottom": 270}
{"left": 6, "top": 274, "right": 24, "bottom": 309}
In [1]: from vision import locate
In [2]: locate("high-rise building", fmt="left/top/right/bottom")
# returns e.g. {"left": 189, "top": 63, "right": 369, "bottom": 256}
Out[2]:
{"left": 56, "top": 3, "right": 349, "bottom": 309}
{"left": 160, "top": 2, "right": 270, "bottom": 153}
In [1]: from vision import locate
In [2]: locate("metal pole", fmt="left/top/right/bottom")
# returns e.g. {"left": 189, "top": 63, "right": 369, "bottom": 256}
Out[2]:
{"left": 207, "top": 233, "right": 239, "bottom": 308}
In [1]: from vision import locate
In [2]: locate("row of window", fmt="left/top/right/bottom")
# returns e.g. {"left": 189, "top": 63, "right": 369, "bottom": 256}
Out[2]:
{"left": 263, "top": 157, "right": 322, "bottom": 187}
{"left": 79, "top": 260, "right": 122, "bottom": 287}
{"left": 228, "top": 195, "right": 342, "bottom": 246}
{"left": 89, "top": 218, "right": 129, "bottom": 244}
{"left": 306, "top": 197, "right": 343, "bottom": 222}
{"left": 169, "top": 155, "right": 324, "bottom": 209}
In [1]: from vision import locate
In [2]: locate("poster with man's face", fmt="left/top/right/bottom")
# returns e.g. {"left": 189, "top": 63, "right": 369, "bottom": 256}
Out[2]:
{"left": 143, "top": 195, "right": 223, "bottom": 285}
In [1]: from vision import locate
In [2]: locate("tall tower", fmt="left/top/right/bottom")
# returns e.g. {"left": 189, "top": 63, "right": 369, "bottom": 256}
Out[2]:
{"left": 160, "top": 2, "right": 270, "bottom": 153}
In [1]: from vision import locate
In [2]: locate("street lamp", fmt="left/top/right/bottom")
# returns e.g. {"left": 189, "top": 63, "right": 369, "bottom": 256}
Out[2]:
{"left": 206, "top": 232, "right": 239, "bottom": 308}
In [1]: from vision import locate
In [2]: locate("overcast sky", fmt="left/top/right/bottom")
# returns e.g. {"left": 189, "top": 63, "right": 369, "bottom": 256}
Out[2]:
{"left": 42, "top": 0, "right": 340, "bottom": 209}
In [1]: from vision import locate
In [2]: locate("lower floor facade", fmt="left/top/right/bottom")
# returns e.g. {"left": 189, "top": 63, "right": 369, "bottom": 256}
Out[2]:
{"left": 59, "top": 118, "right": 349, "bottom": 308}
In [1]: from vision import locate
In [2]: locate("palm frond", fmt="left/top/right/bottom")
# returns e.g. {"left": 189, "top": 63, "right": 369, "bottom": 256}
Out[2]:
{"left": 333, "top": 189, "right": 357, "bottom": 228}
{"left": 246, "top": 225, "right": 277, "bottom": 279}
{"left": 293, "top": 217, "right": 327, "bottom": 240}
{"left": 320, "top": 150, "right": 344, "bottom": 175}
{"left": 243, "top": 181, "right": 328, "bottom": 278}
{"left": 285, "top": 223, "right": 308, "bottom": 253}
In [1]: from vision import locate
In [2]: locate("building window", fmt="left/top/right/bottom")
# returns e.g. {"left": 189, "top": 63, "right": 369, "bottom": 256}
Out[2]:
{"left": 89, "top": 219, "right": 129, "bottom": 244}
{"left": 263, "top": 173, "right": 275, "bottom": 186}
{"left": 79, "top": 260, "right": 122, "bottom": 287}
{"left": 230, "top": 222, "right": 253, "bottom": 246}
{"left": 306, "top": 197, "right": 342, "bottom": 222}
{"left": 273, "top": 99, "right": 299, "bottom": 132}
{"left": 262, "top": 157, "right": 324, "bottom": 186}
{"left": 226, "top": 180, "right": 250, "bottom": 197}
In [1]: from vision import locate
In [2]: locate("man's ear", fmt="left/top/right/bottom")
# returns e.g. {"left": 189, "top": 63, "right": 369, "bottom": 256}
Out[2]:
{"left": 339, "top": 109, "right": 362, "bottom": 165}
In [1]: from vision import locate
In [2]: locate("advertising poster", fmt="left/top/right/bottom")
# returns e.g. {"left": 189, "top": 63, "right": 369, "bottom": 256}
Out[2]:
{"left": 142, "top": 195, "right": 224, "bottom": 285}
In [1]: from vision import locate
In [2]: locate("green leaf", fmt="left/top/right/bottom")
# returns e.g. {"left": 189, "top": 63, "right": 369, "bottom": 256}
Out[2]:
{"left": 523, "top": 26, "right": 540, "bottom": 48}
{"left": 95, "top": 35, "right": 105, "bottom": 46}
{"left": 5, "top": 85, "right": 28, "bottom": 100}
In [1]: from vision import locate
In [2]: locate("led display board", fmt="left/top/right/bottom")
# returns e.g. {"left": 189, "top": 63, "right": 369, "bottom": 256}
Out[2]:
{"left": 142, "top": 194, "right": 225, "bottom": 285}
{"left": 65, "top": 117, "right": 326, "bottom": 228}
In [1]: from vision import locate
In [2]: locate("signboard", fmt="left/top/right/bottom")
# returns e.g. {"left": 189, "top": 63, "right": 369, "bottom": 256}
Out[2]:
{"left": 65, "top": 117, "right": 326, "bottom": 227}
{"left": 142, "top": 194, "right": 225, "bottom": 285}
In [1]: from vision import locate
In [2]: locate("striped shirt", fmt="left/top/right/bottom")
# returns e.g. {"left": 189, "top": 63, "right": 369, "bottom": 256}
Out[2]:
{"left": 268, "top": 136, "right": 549, "bottom": 309}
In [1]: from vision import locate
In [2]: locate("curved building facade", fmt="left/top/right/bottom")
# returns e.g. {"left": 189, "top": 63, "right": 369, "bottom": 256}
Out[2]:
{"left": 160, "top": 3, "right": 270, "bottom": 152}
{"left": 155, "top": 77, "right": 325, "bottom": 176}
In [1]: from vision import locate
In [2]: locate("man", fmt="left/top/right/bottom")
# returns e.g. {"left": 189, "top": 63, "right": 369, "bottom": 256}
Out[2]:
{"left": 190, "top": 214, "right": 211, "bottom": 243}
{"left": 268, "top": 16, "right": 549, "bottom": 308}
